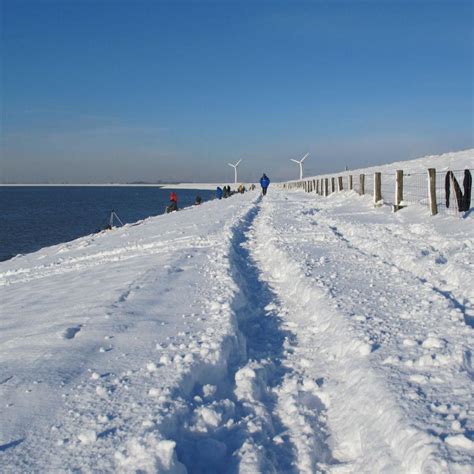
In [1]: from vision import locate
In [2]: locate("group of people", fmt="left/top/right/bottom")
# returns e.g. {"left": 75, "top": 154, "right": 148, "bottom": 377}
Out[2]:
{"left": 165, "top": 173, "right": 271, "bottom": 213}
{"left": 215, "top": 185, "right": 232, "bottom": 200}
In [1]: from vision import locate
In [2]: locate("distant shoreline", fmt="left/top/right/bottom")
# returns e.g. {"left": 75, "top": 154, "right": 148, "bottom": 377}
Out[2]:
{"left": 0, "top": 183, "right": 249, "bottom": 190}
{"left": 0, "top": 183, "right": 166, "bottom": 187}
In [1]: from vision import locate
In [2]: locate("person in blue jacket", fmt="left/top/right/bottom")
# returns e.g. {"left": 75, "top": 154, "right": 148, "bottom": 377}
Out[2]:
{"left": 216, "top": 186, "right": 223, "bottom": 200}
{"left": 260, "top": 173, "right": 270, "bottom": 196}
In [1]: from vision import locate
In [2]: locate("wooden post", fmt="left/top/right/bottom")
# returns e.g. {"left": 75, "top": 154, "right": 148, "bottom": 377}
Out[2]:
{"left": 428, "top": 168, "right": 438, "bottom": 216}
{"left": 331, "top": 177, "right": 335, "bottom": 193}
{"left": 313, "top": 179, "right": 316, "bottom": 192}
{"left": 394, "top": 170, "right": 404, "bottom": 211}
{"left": 338, "top": 176, "right": 343, "bottom": 191}
{"left": 349, "top": 175, "right": 353, "bottom": 190}
{"left": 360, "top": 174, "right": 365, "bottom": 195}
{"left": 316, "top": 180, "right": 319, "bottom": 194}
{"left": 324, "top": 178, "right": 329, "bottom": 196}
{"left": 374, "top": 172, "right": 382, "bottom": 205}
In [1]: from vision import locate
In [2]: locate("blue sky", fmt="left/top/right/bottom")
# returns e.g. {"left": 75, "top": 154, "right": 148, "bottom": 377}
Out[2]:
{"left": 1, "top": 0, "right": 473, "bottom": 183}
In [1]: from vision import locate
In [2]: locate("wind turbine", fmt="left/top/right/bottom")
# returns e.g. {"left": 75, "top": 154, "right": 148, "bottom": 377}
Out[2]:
{"left": 228, "top": 159, "right": 242, "bottom": 184}
{"left": 290, "top": 153, "right": 309, "bottom": 180}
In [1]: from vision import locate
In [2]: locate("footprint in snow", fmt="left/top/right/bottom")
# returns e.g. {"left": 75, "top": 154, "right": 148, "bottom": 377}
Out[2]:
{"left": 62, "top": 325, "right": 82, "bottom": 340}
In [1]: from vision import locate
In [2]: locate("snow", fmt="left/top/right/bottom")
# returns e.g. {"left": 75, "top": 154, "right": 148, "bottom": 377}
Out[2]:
{"left": 291, "top": 148, "right": 473, "bottom": 181}
{"left": 1, "top": 150, "right": 473, "bottom": 472}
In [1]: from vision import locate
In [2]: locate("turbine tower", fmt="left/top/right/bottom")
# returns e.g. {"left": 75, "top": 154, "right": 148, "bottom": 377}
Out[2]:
{"left": 290, "top": 153, "right": 309, "bottom": 180}
{"left": 228, "top": 159, "right": 242, "bottom": 184}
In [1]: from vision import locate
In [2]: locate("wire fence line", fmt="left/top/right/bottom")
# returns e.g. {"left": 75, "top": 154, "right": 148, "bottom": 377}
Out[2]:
{"left": 281, "top": 168, "right": 473, "bottom": 217}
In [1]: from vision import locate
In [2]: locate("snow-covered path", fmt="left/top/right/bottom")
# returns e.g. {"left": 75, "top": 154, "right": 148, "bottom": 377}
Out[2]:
{"left": 1, "top": 185, "right": 473, "bottom": 472}
{"left": 252, "top": 192, "right": 473, "bottom": 472}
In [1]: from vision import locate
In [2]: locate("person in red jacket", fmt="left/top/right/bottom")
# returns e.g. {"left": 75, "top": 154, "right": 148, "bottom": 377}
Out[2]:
{"left": 166, "top": 192, "right": 178, "bottom": 213}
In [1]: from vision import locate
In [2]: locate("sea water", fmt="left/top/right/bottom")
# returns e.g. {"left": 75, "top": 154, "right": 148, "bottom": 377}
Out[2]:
{"left": 0, "top": 186, "right": 215, "bottom": 262}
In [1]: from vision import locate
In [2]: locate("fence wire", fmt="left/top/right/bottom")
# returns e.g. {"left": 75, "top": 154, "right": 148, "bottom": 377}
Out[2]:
{"left": 365, "top": 175, "right": 374, "bottom": 196}
{"left": 353, "top": 177, "right": 360, "bottom": 194}
{"left": 402, "top": 172, "right": 428, "bottom": 208}
{"left": 381, "top": 173, "right": 395, "bottom": 206}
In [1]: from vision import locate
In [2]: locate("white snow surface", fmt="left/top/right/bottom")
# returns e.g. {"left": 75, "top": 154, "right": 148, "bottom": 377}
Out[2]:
{"left": 288, "top": 148, "right": 473, "bottom": 181}
{"left": 1, "top": 151, "right": 473, "bottom": 473}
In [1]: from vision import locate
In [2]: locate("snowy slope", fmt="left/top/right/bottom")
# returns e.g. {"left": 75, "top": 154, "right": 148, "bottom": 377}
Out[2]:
{"left": 295, "top": 148, "right": 473, "bottom": 181}
{"left": 1, "top": 151, "right": 473, "bottom": 473}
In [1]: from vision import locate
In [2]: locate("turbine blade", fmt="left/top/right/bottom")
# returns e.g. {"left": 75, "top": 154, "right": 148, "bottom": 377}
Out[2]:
{"left": 228, "top": 163, "right": 235, "bottom": 168}
{"left": 290, "top": 159, "right": 300, "bottom": 163}
{"left": 301, "top": 153, "right": 309, "bottom": 162}
{"left": 236, "top": 159, "right": 242, "bottom": 166}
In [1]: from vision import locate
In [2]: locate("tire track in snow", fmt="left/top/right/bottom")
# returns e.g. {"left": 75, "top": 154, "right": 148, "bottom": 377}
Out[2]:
{"left": 252, "top": 195, "right": 447, "bottom": 473}
{"left": 324, "top": 220, "right": 474, "bottom": 330}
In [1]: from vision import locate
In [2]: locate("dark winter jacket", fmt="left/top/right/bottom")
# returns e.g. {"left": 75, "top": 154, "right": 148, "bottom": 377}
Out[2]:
{"left": 445, "top": 171, "right": 471, "bottom": 211}
{"left": 462, "top": 169, "right": 472, "bottom": 212}
{"left": 216, "top": 187, "right": 223, "bottom": 199}
{"left": 166, "top": 201, "right": 178, "bottom": 213}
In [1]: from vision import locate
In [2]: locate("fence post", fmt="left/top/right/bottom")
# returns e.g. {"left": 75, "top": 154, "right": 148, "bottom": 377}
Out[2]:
{"left": 428, "top": 168, "right": 438, "bottom": 216}
{"left": 349, "top": 175, "right": 353, "bottom": 190}
{"left": 374, "top": 172, "right": 382, "bottom": 206}
{"left": 360, "top": 174, "right": 365, "bottom": 195}
{"left": 316, "top": 180, "right": 319, "bottom": 194}
{"left": 338, "top": 176, "right": 343, "bottom": 191}
{"left": 331, "top": 177, "right": 335, "bottom": 193}
{"left": 394, "top": 170, "right": 404, "bottom": 211}
{"left": 324, "top": 178, "right": 329, "bottom": 196}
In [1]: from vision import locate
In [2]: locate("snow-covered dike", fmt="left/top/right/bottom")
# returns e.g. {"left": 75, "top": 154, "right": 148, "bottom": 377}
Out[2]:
{"left": 1, "top": 173, "right": 473, "bottom": 471}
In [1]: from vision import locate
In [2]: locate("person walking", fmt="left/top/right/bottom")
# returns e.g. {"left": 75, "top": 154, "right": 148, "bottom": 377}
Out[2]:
{"left": 260, "top": 173, "right": 270, "bottom": 196}
{"left": 216, "top": 186, "right": 223, "bottom": 200}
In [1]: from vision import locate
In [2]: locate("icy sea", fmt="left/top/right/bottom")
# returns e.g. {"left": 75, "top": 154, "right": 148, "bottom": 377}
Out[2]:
{"left": 0, "top": 186, "right": 215, "bottom": 261}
